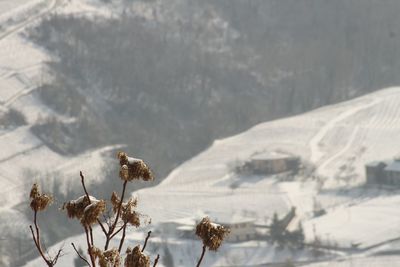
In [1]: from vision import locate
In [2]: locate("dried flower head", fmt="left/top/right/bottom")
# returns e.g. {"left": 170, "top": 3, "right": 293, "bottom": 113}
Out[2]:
{"left": 29, "top": 183, "right": 53, "bottom": 212}
{"left": 63, "top": 195, "right": 105, "bottom": 226}
{"left": 92, "top": 247, "right": 121, "bottom": 267}
{"left": 121, "top": 198, "right": 140, "bottom": 227}
{"left": 111, "top": 192, "right": 141, "bottom": 227}
{"left": 117, "top": 152, "right": 154, "bottom": 181}
{"left": 111, "top": 191, "right": 121, "bottom": 213}
{"left": 81, "top": 200, "right": 106, "bottom": 226}
{"left": 63, "top": 195, "right": 92, "bottom": 220}
{"left": 196, "top": 217, "right": 230, "bottom": 251}
{"left": 124, "top": 245, "right": 150, "bottom": 267}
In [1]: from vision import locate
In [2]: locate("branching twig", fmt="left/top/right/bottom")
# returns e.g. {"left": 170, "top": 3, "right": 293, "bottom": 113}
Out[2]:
{"left": 110, "top": 223, "right": 125, "bottom": 239}
{"left": 84, "top": 226, "right": 96, "bottom": 267}
{"left": 153, "top": 254, "right": 160, "bottom": 267}
{"left": 30, "top": 210, "right": 62, "bottom": 267}
{"left": 118, "top": 222, "right": 128, "bottom": 253}
{"left": 196, "top": 245, "right": 206, "bottom": 267}
{"left": 71, "top": 243, "right": 90, "bottom": 266}
{"left": 80, "top": 171, "right": 97, "bottom": 267}
{"left": 104, "top": 180, "right": 128, "bottom": 250}
{"left": 142, "top": 231, "right": 152, "bottom": 252}
{"left": 52, "top": 248, "right": 63, "bottom": 265}
{"left": 30, "top": 225, "right": 52, "bottom": 267}
{"left": 81, "top": 171, "right": 107, "bottom": 236}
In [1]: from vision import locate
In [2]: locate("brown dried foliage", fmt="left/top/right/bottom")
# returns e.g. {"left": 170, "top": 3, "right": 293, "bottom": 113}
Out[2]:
{"left": 30, "top": 183, "right": 53, "bottom": 211}
{"left": 124, "top": 245, "right": 150, "bottom": 267}
{"left": 117, "top": 152, "right": 153, "bottom": 181}
{"left": 196, "top": 217, "right": 230, "bottom": 251}
{"left": 81, "top": 200, "right": 106, "bottom": 226}
{"left": 63, "top": 196, "right": 106, "bottom": 226}
{"left": 111, "top": 192, "right": 141, "bottom": 227}
{"left": 91, "top": 247, "right": 121, "bottom": 267}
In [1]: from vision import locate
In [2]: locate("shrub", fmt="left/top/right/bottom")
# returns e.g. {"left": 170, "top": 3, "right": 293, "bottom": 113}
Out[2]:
{"left": 0, "top": 108, "right": 27, "bottom": 129}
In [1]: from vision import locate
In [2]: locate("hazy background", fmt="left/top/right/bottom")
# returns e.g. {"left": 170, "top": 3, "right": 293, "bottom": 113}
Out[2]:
{"left": 2, "top": 0, "right": 400, "bottom": 266}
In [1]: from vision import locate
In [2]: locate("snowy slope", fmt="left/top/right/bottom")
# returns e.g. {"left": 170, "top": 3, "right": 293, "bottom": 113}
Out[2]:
{"left": 26, "top": 87, "right": 400, "bottom": 267}
{"left": 0, "top": 1, "right": 123, "bottom": 266}
{"left": 135, "top": 87, "right": 400, "bottom": 221}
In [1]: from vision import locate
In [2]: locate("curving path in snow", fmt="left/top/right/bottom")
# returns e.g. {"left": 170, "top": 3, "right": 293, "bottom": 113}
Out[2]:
{"left": 309, "top": 97, "right": 382, "bottom": 165}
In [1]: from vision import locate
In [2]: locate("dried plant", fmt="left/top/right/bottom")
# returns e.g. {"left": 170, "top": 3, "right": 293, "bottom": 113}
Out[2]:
{"left": 117, "top": 152, "right": 154, "bottom": 181}
{"left": 195, "top": 217, "right": 230, "bottom": 267}
{"left": 29, "top": 151, "right": 227, "bottom": 267}
{"left": 124, "top": 245, "right": 150, "bottom": 267}
{"left": 29, "top": 183, "right": 62, "bottom": 267}
{"left": 30, "top": 183, "right": 53, "bottom": 212}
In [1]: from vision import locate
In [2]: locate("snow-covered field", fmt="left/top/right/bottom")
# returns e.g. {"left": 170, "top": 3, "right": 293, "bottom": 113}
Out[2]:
{"left": 0, "top": 1, "right": 123, "bottom": 265}
{"left": 23, "top": 87, "right": 400, "bottom": 267}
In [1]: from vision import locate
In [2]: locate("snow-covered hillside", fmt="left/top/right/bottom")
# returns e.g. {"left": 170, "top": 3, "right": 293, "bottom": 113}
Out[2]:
{"left": 25, "top": 87, "right": 400, "bottom": 267}
{"left": 0, "top": 0, "right": 121, "bottom": 266}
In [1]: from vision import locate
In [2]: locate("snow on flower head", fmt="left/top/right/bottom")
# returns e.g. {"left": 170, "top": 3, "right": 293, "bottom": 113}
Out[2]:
{"left": 195, "top": 217, "right": 230, "bottom": 251}
{"left": 63, "top": 195, "right": 106, "bottom": 226}
{"left": 117, "top": 151, "right": 154, "bottom": 181}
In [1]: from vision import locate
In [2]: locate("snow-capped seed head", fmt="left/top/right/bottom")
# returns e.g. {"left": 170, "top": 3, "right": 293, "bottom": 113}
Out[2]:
{"left": 63, "top": 195, "right": 105, "bottom": 226}
{"left": 63, "top": 195, "right": 92, "bottom": 220}
{"left": 124, "top": 245, "right": 150, "bottom": 267}
{"left": 81, "top": 200, "right": 106, "bottom": 226}
{"left": 196, "top": 217, "right": 230, "bottom": 251}
{"left": 117, "top": 152, "right": 154, "bottom": 181}
{"left": 29, "top": 183, "right": 53, "bottom": 212}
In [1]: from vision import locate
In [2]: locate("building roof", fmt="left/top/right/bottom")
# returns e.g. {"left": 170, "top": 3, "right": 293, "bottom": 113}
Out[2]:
{"left": 251, "top": 151, "right": 297, "bottom": 161}
{"left": 384, "top": 160, "right": 400, "bottom": 173}
{"left": 212, "top": 213, "right": 256, "bottom": 225}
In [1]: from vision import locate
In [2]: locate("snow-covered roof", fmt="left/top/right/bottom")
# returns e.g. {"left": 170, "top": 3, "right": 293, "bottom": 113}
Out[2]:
{"left": 251, "top": 151, "right": 297, "bottom": 161}
{"left": 212, "top": 213, "right": 256, "bottom": 225}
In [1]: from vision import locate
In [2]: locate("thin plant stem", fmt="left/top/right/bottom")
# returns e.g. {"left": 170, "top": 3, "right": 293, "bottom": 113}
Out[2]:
{"left": 196, "top": 245, "right": 207, "bottom": 267}
{"left": 71, "top": 242, "right": 90, "bottom": 266}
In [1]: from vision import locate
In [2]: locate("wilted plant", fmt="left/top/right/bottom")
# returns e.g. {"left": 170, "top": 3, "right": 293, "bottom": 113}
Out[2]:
{"left": 195, "top": 217, "right": 230, "bottom": 267}
{"left": 29, "top": 183, "right": 62, "bottom": 267}
{"left": 29, "top": 151, "right": 228, "bottom": 267}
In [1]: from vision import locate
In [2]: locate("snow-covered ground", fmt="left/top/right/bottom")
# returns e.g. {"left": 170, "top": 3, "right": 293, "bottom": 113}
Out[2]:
{"left": 0, "top": 1, "right": 123, "bottom": 265}
{"left": 24, "top": 87, "right": 400, "bottom": 266}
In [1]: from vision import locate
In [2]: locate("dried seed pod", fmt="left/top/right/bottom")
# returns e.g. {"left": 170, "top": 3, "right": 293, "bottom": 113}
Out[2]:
{"left": 121, "top": 198, "right": 140, "bottom": 227}
{"left": 63, "top": 195, "right": 93, "bottom": 220}
{"left": 117, "top": 152, "right": 154, "bottom": 181}
{"left": 196, "top": 217, "right": 230, "bottom": 251}
{"left": 29, "top": 183, "right": 53, "bottom": 212}
{"left": 63, "top": 195, "right": 105, "bottom": 226}
{"left": 124, "top": 245, "right": 150, "bottom": 267}
{"left": 81, "top": 200, "right": 106, "bottom": 226}
{"left": 96, "top": 248, "right": 121, "bottom": 267}
{"left": 111, "top": 191, "right": 121, "bottom": 213}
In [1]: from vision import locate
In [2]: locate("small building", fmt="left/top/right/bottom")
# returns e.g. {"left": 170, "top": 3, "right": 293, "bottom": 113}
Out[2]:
{"left": 365, "top": 159, "right": 400, "bottom": 186}
{"left": 218, "top": 216, "right": 258, "bottom": 243}
{"left": 366, "top": 161, "right": 388, "bottom": 184}
{"left": 384, "top": 160, "right": 400, "bottom": 185}
{"left": 239, "top": 151, "right": 300, "bottom": 175}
